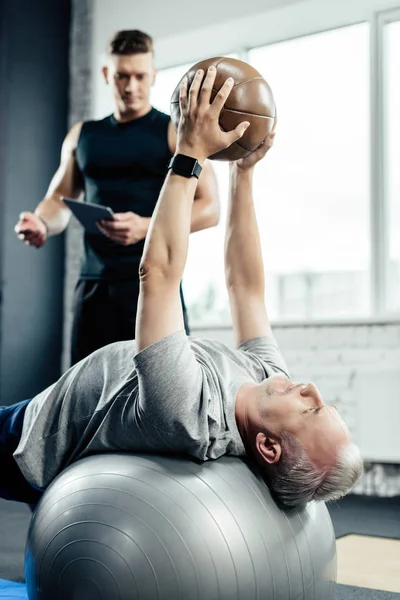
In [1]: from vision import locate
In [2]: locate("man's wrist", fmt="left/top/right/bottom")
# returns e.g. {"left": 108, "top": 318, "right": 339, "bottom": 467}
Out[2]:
{"left": 36, "top": 214, "right": 50, "bottom": 236}
{"left": 139, "top": 216, "right": 151, "bottom": 239}
{"left": 230, "top": 162, "right": 254, "bottom": 178}
{"left": 175, "top": 145, "right": 207, "bottom": 165}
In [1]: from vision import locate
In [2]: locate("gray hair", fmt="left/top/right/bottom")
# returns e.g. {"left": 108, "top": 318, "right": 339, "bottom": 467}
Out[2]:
{"left": 263, "top": 434, "right": 364, "bottom": 509}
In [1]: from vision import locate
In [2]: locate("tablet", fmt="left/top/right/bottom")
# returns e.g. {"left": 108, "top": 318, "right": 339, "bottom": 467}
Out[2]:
{"left": 63, "top": 198, "right": 115, "bottom": 235}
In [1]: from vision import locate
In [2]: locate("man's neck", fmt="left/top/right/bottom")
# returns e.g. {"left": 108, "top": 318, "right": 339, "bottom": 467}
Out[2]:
{"left": 235, "top": 383, "right": 256, "bottom": 449}
{"left": 113, "top": 104, "right": 152, "bottom": 123}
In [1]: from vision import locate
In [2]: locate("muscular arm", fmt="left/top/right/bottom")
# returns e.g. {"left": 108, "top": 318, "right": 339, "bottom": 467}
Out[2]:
{"left": 225, "top": 164, "right": 272, "bottom": 347}
{"left": 36, "top": 122, "right": 84, "bottom": 235}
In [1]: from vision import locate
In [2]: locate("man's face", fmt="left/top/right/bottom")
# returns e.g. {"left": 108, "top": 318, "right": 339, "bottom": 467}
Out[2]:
{"left": 259, "top": 374, "right": 351, "bottom": 467}
{"left": 103, "top": 53, "right": 156, "bottom": 116}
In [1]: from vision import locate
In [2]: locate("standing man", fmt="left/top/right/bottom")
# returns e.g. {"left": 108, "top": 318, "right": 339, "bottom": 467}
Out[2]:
{"left": 14, "top": 30, "right": 219, "bottom": 364}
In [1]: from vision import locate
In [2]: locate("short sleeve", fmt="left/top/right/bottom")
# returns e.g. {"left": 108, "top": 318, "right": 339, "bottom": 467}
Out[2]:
{"left": 133, "top": 331, "right": 205, "bottom": 445}
{"left": 238, "top": 335, "right": 290, "bottom": 380}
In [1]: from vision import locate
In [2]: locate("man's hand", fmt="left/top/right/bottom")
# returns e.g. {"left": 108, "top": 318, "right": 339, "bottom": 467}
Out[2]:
{"left": 14, "top": 212, "right": 48, "bottom": 248}
{"left": 234, "top": 118, "right": 277, "bottom": 171}
{"left": 97, "top": 212, "right": 149, "bottom": 246}
{"left": 176, "top": 66, "right": 250, "bottom": 162}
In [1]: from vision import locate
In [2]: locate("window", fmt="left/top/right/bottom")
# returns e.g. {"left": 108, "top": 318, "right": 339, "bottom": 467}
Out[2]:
{"left": 153, "top": 30, "right": 371, "bottom": 327}
{"left": 385, "top": 20, "right": 400, "bottom": 314}
{"left": 151, "top": 62, "right": 193, "bottom": 114}
{"left": 248, "top": 24, "right": 371, "bottom": 321}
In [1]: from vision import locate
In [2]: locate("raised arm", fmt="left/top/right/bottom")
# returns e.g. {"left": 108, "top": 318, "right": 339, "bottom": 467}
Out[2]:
{"left": 168, "top": 121, "right": 220, "bottom": 232}
{"left": 15, "top": 122, "right": 84, "bottom": 247}
{"left": 136, "top": 66, "right": 249, "bottom": 352}
{"left": 225, "top": 127, "right": 276, "bottom": 347}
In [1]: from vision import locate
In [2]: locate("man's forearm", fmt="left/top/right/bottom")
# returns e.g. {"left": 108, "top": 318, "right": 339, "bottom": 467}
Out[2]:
{"left": 140, "top": 171, "right": 198, "bottom": 281}
{"left": 137, "top": 196, "right": 218, "bottom": 242}
{"left": 141, "top": 190, "right": 219, "bottom": 239}
{"left": 35, "top": 195, "right": 71, "bottom": 236}
{"left": 225, "top": 165, "right": 265, "bottom": 293}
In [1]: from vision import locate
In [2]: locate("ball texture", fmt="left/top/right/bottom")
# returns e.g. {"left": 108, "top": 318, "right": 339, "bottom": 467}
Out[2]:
{"left": 170, "top": 56, "right": 276, "bottom": 161}
{"left": 25, "top": 454, "right": 336, "bottom": 600}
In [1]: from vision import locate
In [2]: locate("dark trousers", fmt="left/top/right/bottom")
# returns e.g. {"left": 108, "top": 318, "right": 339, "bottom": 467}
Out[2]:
{"left": 71, "top": 279, "right": 190, "bottom": 365}
{"left": 0, "top": 400, "right": 42, "bottom": 504}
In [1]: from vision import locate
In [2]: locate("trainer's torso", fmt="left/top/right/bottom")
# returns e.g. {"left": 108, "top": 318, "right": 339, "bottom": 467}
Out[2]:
{"left": 75, "top": 108, "right": 172, "bottom": 280}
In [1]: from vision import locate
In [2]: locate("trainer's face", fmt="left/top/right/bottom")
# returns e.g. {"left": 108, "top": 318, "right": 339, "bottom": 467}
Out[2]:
{"left": 103, "top": 53, "right": 156, "bottom": 117}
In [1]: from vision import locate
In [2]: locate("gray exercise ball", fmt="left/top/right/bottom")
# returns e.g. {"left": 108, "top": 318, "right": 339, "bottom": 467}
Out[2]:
{"left": 25, "top": 454, "right": 337, "bottom": 600}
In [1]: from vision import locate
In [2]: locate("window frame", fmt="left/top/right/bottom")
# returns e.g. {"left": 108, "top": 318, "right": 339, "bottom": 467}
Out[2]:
{"left": 377, "top": 8, "right": 400, "bottom": 319}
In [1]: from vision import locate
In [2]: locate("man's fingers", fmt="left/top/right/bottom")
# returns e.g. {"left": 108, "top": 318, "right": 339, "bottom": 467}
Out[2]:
{"left": 27, "top": 235, "right": 44, "bottom": 248}
{"left": 98, "top": 220, "right": 129, "bottom": 232}
{"left": 188, "top": 69, "right": 204, "bottom": 116}
{"left": 113, "top": 212, "right": 134, "bottom": 221}
{"left": 18, "top": 229, "right": 34, "bottom": 240}
{"left": 24, "top": 232, "right": 43, "bottom": 245}
{"left": 225, "top": 121, "right": 250, "bottom": 146}
{"left": 96, "top": 225, "right": 129, "bottom": 245}
{"left": 209, "top": 77, "right": 235, "bottom": 116}
{"left": 19, "top": 232, "right": 42, "bottom": 247}
{"left": 179, "top": 76, "right": 189, "bottom": 115}
{"left": 199, "top": 66, "right": 217, "bottom": 109}
{"left": 15, "top": 217, "right": 29, "bottom": 231}
{"left": 265, "top": 129, "right": 276, "bottom": 148}
{"left": 97, "top": 223, "right": 127, "bottom": 239}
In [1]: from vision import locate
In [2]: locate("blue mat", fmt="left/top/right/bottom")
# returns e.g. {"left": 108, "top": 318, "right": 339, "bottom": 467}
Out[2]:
{"left": 0, "top": 579, "right": 27, "bottom": 599}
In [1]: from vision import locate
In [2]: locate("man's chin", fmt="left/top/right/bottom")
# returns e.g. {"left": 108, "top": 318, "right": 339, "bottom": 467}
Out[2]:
{"left": 122, "top": 101, "right": 142, "bottom": 113}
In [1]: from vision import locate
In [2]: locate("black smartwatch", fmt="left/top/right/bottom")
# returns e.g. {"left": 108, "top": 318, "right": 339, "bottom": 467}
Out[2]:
{"left": 168, "top": 154, "right": 202, "bottom": 179}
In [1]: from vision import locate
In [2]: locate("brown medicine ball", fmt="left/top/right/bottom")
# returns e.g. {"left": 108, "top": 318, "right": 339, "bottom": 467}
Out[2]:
{"left": 170, "top": 56, "right": 276, "bottom": 161}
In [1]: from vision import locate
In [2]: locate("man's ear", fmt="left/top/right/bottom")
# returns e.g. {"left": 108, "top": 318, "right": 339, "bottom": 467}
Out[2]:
{"left": 151, "top": 68, "right": 158, "bottom": 87}
{"left": 102, "top": 66, "right": 109, "bottom": 84}
{"left": 255, "top": 432, "right": 282, "bottom": 465}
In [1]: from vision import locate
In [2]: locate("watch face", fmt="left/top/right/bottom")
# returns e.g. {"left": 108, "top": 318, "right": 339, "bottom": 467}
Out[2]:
{"left": 169, "top": 154, "right": 202, "bottom": 178}
{"left": 174, "top": 154, "right": 197, "bottom": 172}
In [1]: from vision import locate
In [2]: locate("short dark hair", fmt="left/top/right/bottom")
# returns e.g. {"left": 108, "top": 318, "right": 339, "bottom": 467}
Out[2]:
{"left": 108, "top": 30, "right": 154, "bottom": 56}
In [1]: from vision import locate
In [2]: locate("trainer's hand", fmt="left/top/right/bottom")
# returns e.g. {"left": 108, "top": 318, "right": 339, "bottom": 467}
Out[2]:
{"left": 176, "top": 66, "right": 250, "bottom": 162}
{"left": 14, "top": 212, "right": 48, "bottom": 248}
{"left": 235, "top": 117, "right": 277, "bottom": 171}
{"left": 97, "top": 212, "right": 149, "bottom": 246}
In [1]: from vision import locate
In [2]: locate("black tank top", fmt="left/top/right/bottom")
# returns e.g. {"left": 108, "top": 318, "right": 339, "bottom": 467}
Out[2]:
{"left": 75, "top": 108, "right": 172, "bottom": 280}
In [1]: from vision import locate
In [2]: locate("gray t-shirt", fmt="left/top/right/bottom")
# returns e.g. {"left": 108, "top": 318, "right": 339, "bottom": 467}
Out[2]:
{"left": 14, "top": 331, "right": 289, "bottom": 489}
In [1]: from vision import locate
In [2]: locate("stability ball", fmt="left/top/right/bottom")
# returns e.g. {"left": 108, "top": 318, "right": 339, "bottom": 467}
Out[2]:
{"left": 25, "top": 454, "right": 337, "bottom": 600}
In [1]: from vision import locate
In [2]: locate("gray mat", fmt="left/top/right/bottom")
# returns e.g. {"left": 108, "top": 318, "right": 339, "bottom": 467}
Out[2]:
{"left": 328, "top": 494, "right": 400, "bottom": 540}
{"left": 335, "top": 584, "right": 400, "bottom": 599}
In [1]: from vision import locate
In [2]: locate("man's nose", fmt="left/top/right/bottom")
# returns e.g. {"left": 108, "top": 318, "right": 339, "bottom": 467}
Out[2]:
{"left": 126, "top": 76, "right": 138, "bottom": 93}
{"left": 300, "top": 382, "right": 324, "bottom": 407}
